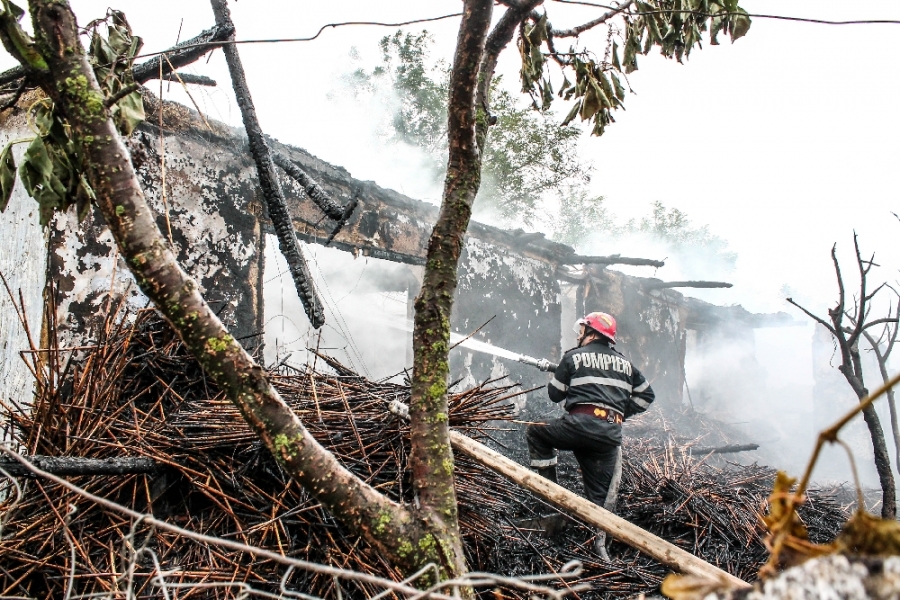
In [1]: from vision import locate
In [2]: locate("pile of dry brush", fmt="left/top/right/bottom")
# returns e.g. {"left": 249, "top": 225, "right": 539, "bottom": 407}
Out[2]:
{"left": 0, "top": 307, "right": 852, "bottom": 599}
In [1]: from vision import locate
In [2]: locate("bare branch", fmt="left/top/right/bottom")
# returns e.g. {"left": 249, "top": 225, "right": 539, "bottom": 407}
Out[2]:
{"left": 103, "top": 82, "right": 140, "bottom": 108}
{"left": 886, "top": 292, "right": 900, "bottom": 359}
{"left": 476, "top": 0, "right": 545, "bottom": 139}
{"left": 864, "top": 282, "right": 887, "bottom": 304}
{"left": 861, "top": 318, "right": 900, "bottom": 332}
{"left": 787, "top": 297, "right": 836, "bottom": 335}
{"left": 272, "top": 151, "right": 345, "bottom": 221}
{"left": 550, "top": 0, "right": 635, "bottom": 37}
{"left": 829, "top": 243, "right": 848, "bottom": 345}
{"left": 0, "top": 64, "right": 25, "bottom": 87}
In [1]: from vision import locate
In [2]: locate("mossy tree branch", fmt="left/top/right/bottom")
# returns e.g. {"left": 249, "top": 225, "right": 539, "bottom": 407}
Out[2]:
{"left": 6, "top": 0, "right": 456, "bottom": 578}
{"left": 408, "top": 0, "right": 494, "bottom": 582}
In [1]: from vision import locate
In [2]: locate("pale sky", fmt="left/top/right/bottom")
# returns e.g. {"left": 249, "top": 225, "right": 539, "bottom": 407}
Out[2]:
{"left": 3, "top": 0, "right": 899, "bottom": 315}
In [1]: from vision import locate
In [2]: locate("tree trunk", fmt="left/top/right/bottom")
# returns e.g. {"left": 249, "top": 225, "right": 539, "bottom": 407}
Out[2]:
{"left": 861, "top": 403, "right": 896, "bottom": 518}
{"left": 409, "top": 0, "right": 493, "bottom": 581}
{"left": 7, "top": 0, "right": 450, "bottom": 577}
{"left": 840, "top": 362, "right": 896, "bottom": 518}
{"left": 865, "top": 331, "right": 900, "bottom": 478}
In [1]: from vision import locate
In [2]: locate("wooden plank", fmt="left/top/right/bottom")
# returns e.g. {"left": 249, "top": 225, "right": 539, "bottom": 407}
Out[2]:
{"left": 449, "top": 430, "right": 751, "bottom": 588}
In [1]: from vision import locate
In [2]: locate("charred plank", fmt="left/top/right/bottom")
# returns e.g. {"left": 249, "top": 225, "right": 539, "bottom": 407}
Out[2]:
{"left": 0, "top": 456, "right": 158, "bottom": 477}
{"left": 211, "top": 0, "right": 324, "bottom": 328}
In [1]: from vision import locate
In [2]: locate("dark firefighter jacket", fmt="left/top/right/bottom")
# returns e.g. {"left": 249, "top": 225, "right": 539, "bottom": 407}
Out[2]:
{"left": 548, "top": 340, "right": 655, "bottom": 418}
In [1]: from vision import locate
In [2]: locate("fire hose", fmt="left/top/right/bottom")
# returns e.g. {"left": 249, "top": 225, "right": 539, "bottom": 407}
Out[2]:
{"left": 516, "top": 354, "right": 558, "bottom": 372}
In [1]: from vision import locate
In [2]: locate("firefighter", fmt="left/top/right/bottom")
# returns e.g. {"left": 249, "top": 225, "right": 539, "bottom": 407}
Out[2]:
{"left": 525, "top": 311, "right": 655, "bottom": 559}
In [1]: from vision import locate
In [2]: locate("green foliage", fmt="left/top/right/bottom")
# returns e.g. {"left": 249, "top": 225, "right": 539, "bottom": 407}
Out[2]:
{"left": 339, "top": 31, "right": 592, "bottom": 227}
{"left": 622, "top": 200, "right": 733, "bottom": 254}
{"left": 0, "top": 0, "right": 47, "bottom": 71}
{"left": 620, "top": 201, "right": 736, "bottom": 273}
{"left": 337, "top": 28, "right": 738, "bottom": 262}
{"left": 521, "top": 0, "right": 752, "bottom": 136}
{"left": 0, "top": 6, "right": 144, "bottom": 225}
{"left": 554, "top": 199, "right": 736, "bottom": 276}
{"left": 552, "top": 188, "right": 614, "bottom": 248}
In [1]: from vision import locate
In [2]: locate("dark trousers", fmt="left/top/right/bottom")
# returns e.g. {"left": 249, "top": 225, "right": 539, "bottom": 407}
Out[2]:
{"left": 526, "top": 413, "right": 622, "bottom": 509}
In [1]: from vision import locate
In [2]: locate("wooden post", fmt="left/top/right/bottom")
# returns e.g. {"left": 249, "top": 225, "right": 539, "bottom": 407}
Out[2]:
{"left": 449, "top": 430, "right": 751, "bottom": 588}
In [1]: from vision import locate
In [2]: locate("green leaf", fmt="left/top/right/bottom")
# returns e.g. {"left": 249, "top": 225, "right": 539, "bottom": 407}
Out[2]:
{"left": 0, "top": 0, "right": 23, "bottom": 20}
{"left": 730, "top": 11, "right": 751, "bottom": 41}
{"left": 611, "top": 41, "right": 621, "bottom": 71}
{"left": 590, "top": 77, "right": 611, "bottom": 110}
{"left": 580, "top": 85, "right": 601, "bottom": 121}
{"left": 558, "top": 72, "right": 572, "bottom": 97}
{"left": 591, "top": 113, "right": 606, "bottom": 136}
{"left": 709, "top": 14, "right": 726, "bottom": 45}
{"left": 624, "top": 27, "right": 640, "bottom": 73}
{"left": 0, "top": 1, "right": 47, "bottom": 71}
{"left": 114, "top": 90, "right": 145, "bottom": 136}
{"left": 107, "top": 24, "right": 129, "bottom": 52}
{"left": 0, "top": 142, "right": 16, "bottom": 212}
{"left": 20, "top": 136, "right": 53, "bottom": 197}
{"left": 20, "top": 135, "right": 69, "bottom": 226}
{"left": 597, "top": 71, "right": 616, "bottom": 107}
{"left": 76, "top": 174, "right": 94, "bottom": 222}
{"left": 90, "top": 33, "right": 116, "bottom": 67}
{"left": 641, "top": 7, "right": 663, "bottom": 44}
{"left": 541, "top": 78, "right": 553, "bottom": 111}
{"left": 610, "top": 72, "right": 626, "bottom": 101}
{"left": 528, "top": 13, "right": 548, "bottom": 45}
{"left": 561, "top": 99, "right": 582, "bottom": 126}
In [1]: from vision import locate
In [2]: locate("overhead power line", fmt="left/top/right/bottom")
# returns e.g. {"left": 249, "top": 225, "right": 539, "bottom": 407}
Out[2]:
{"left": 129, "top": 13, "right": 464, "bottom": 62}
{"left": 99, "top": 6, "right": 900, "bottom": 68}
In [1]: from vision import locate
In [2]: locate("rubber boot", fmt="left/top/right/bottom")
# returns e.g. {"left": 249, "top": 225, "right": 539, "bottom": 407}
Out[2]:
{"left": 536, "top": 465, "right": 558, "bottom": 484}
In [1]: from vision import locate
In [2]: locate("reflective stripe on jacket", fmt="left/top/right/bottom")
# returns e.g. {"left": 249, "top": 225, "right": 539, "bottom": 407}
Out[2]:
{"left": 547, "top": 340, "right": 655, "bottom": 418}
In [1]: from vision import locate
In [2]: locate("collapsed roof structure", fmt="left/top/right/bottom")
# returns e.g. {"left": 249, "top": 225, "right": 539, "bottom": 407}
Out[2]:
{"left": 0, "top": 91, "right": 796, "bottom": 423}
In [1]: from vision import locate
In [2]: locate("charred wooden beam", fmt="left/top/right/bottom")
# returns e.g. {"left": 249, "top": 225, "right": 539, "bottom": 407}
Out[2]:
{"left": 325, "top": 190, "right": 360, "bottom": 246}
{"left": 273, "top": 149, "right": 362, "bottom": 243}
{"left": 691, "top": 443, "right": 759, "bottom": 455}
{"left": 0, "top": 65, "right": 25, "bottom": 88}
{"left": 0, "top": 456, "right": 158, "bottom": 477}
{"left": 645, "top": 280, "right": 733, "bottom": 290}
{"left": 561, "top": 254, "right": 666, "bottom": 268}
{"left": 161, "top": 73, "right": 217, "bottom": 86}
{"left": 211, "top": 0, "right": 324, "bottom": 328}
{"left": 132, "top": 24, "right": 233, "bottom": 84}
{"left": 284, "top": 227, "right": 426, "bottom": 266}
{"left": 272, "top": 151, "right": 345, "bottom": 221}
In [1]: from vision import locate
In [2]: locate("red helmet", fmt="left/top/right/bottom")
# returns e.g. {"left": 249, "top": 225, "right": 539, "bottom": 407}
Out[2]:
{"left": 575, "top": 312, "right": 617, "bottom": 343}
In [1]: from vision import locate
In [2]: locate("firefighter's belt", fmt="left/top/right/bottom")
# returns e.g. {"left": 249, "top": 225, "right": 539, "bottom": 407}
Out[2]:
{"left": 568, "top": 404, "right": 623, "bottom": 424}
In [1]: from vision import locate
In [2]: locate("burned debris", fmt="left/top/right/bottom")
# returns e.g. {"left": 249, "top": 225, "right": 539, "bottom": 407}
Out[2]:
{"left": 0, "top": 309, "right": 849, "bottom": 598}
